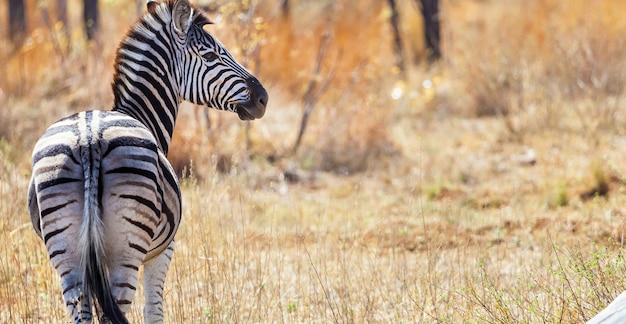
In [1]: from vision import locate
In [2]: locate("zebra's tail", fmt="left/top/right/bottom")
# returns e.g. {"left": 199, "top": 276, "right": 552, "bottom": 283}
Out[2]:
{"left": 78, "top": 143, "right": 129, "bottom": 324}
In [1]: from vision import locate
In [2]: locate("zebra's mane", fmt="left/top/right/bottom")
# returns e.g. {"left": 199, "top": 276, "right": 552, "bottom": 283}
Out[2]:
{"left": 117, "top": 0, "right": 212, "bottom": 58}
{"left": 111, "top": 0, "right": 211, "bottom": 111}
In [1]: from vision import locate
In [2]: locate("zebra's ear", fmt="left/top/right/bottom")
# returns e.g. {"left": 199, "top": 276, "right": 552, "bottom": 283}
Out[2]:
{"left": 172, "top": 0, "right": 193, "bottom": 36}
{"left": 146, "top": 0, "right": 158, "bottom": 13}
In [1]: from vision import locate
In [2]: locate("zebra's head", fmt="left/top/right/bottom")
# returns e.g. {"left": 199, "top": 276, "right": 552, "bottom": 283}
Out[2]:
{"left": 153, "top": 0, "right": 268, "bottom": 120}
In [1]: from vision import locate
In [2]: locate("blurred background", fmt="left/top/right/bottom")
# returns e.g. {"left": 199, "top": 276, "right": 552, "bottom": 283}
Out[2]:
{"left": 2, "top": 0, "right": 445, "bottom": 176}
{"left": 2, "top": 0, "right": 626, "bottom": 182}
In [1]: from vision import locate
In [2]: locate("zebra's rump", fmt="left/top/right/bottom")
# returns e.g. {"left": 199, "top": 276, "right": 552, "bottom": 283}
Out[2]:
{"left": 29, "top": 110, "right": 181, "bottom": 259}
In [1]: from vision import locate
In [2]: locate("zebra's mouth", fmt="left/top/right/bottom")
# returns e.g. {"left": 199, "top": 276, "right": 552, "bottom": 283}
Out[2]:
{"left": 236, "top": 78, "right": 268, "bottom": 120}
{"left": 236, "top": 105, "right": 263, "bottom": 120}
{"left": 236, "top": 104, "right": 265, "bottom": 120}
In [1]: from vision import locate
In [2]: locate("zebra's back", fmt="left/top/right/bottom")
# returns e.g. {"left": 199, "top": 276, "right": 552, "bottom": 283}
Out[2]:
{"left": 28, "top": 110, "right": 181, "bottom": 322}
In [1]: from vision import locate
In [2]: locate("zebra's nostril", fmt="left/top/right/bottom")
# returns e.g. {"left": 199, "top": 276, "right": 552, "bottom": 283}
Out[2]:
{"left": 246, "top": 77, "right": 268, "bottom": 110}
{"left": 257, "top": 94, "right": 268, "bottom": 109}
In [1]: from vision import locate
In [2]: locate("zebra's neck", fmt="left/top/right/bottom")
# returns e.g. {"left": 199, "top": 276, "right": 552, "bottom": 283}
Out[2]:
{"left": 111, "top": 6, "right": 181, "bottom": 155}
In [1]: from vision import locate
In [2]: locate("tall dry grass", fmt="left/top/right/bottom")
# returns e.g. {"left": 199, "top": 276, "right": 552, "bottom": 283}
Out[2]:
{"left": 444, "top": 0, "right": 626, "bottom": 134}
{"left": 2, "top": 0, "right": 626, "bottom": 322}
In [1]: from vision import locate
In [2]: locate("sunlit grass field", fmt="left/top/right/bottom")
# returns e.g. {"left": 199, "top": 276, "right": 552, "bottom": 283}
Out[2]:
{"left": 3, "top": 0, "right": 626, "bottom": 322}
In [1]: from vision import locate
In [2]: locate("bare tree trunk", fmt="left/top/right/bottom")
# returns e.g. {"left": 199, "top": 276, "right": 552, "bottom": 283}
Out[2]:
{"left": 418, "top": 0, "right": 441, "bottom": 63}
{"left": 83, "top": 0, "right": 99, "bottom": 40}
{"left": 57, "top": 0, "right": 67, "bottom": 30}
{"left": 281, "top": 0, "right": 289, "bottom": 19}
{"left": 57, "top": 0, "right": 70, "bottom": 50}
{"left": 8, "top": 0, "right": 27, "bottom": 43}
{"left": 39, "top": 0, "right": 67, "bottom": 61}
{"left": 386, "top": 0, "right": 406, "bottom": 75}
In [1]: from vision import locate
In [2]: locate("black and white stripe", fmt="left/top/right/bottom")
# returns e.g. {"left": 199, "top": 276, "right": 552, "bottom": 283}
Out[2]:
{"left": 28, "top": 0, "right": 267, "bottom": 323}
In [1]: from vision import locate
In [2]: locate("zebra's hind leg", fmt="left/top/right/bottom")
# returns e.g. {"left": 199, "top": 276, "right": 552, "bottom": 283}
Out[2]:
{"left": 105, "top": 257, "right": 143, "bottom": 322}
{"left": 142, "top": 241, "right": 175, "bottom": 323}
{"left": 57, "top": 261, "right": 93, "bottom": 323}
{"left": 44, "top": 223, "right": 93, "bottom": 323}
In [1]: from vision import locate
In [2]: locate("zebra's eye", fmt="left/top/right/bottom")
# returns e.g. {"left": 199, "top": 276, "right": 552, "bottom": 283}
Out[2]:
{"left": 202, "top": 51, "right": 219, "bottom": 62}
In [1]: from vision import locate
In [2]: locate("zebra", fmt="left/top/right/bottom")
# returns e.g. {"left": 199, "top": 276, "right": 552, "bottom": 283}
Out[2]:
{"left": 27, "top": 0, "right": 268, "bottom": 323}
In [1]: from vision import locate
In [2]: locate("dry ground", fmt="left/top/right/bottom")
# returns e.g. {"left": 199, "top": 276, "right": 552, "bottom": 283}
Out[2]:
{"left": 2, "top": 0, "right": 626, "bottom": 322}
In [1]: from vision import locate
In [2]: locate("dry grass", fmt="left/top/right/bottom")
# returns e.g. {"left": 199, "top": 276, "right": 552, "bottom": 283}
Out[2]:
{"left": 3, "top": 0, "right": 626, "bottom": 322}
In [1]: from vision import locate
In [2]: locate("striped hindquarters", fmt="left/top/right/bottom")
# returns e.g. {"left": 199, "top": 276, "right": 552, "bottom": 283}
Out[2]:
{"left": 29, "top": 110, "right": 180, "bottom": 251}
{"left": 28, "top": 110, "right": 181, "bottom": 320}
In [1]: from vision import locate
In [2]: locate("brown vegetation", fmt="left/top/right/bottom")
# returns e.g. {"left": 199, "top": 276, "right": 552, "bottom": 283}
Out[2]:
{"left": 2, "top": 0, "right": 626, "bottom": 322}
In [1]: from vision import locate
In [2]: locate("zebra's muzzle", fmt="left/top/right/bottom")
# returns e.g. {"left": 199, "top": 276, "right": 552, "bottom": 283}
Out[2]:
{"left": 236, "top": 104, "right": 265, "bottom": 120}
{"left": 236, "top": 77, "right": 268, "bottom": 120}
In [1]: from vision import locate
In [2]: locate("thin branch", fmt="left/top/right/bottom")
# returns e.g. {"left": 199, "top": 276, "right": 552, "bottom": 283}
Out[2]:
{"left": 38, "top": 1, "right": 67, "bottom": 62}
{"left": 293, "top": 31, "right": 341, "bottom": 153}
